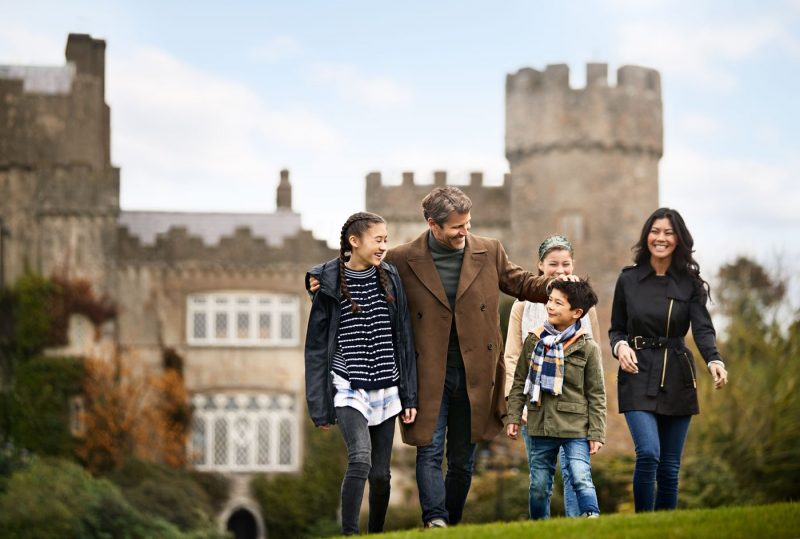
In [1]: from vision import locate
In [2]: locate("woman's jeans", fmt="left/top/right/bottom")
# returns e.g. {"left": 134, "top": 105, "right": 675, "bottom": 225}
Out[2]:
{"left": 416, "top": 366, "right": 476, "bottom": 525}
{"left": 525, "top": 435, "right": 600, "bottom": 519}
{"left": 523, "top": 425, "right": 580, "bottom": 517}
{"left": 624, "top": 411, "right": 692, "bottom": 512}
{"left": 336, "top": 406, "right": 396, "bottom": 535}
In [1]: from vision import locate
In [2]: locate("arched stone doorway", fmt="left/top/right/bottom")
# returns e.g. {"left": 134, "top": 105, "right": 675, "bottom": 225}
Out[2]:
{"left": 217, "top": 481, "right": 266, "bottom": 539}
{"left": 226, "top": 508, "right": 258, "bottom": 539}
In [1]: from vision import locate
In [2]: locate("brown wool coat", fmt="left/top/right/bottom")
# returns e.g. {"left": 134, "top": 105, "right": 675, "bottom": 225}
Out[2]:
{"left": 386, "top": 231, "right": 550, "bottom": 446}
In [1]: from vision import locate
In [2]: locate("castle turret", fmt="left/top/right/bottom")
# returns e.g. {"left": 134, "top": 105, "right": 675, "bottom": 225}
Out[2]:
{"left": 505, "top": 63, "right": 662, "bottom": 452}
{"left": 0, "top": 33, "right": 118, "bottom": 291}
{"left": 505, "top": 62, "right": 662, "bottom": 297}
{"left": 277, "top": 169, "right": 292, "bottom": 211}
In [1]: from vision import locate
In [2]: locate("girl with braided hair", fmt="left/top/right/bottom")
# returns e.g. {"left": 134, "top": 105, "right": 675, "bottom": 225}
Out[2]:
{"left": 305, "top": 212, "right": 418, "bottom": 535}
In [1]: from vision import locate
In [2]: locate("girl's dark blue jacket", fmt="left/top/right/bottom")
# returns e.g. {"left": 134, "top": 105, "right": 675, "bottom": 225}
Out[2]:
{"left": 304, "top": 259, "right": 418, "bottom": 427}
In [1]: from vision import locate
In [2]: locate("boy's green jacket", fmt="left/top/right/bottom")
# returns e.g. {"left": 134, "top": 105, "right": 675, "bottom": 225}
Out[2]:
{"left": 507, "top": 328, "right": 607, "bottom": 443}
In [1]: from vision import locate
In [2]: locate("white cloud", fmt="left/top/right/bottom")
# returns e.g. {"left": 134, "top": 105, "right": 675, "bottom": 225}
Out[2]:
{"left": 0, "top": 26, "right": 67, "bottom": 64}
{"left": 380, "top": 146, "right": 508, "bottom": 185}
{"left": 660, "top": 145, "right": 800, "bottom": 273}
{"left": 249, "top": 36, "right": 304, "bottom": 62}
{"left": 663, "top": 145, "right": 798, "bottom": 223}
{"left": 616, "top": 18, "right": 788, "bottom": 89}
{"left": 309, "top": 63, "right": 413, "bottom": 107}
{"left": 107, "top": 46, "right": 346, "bottom": 211}
{"left": 754, "top": 125, "right": 782, "bottom": 146}
{"left": 607, "top": 0, "right": 667, "bottom": 6}
{"left": 679, "top": 114, "right": 720, "bottom": 136}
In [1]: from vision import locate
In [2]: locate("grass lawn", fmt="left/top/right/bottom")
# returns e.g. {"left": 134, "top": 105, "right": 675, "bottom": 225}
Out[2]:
{"left": 365, "top": 502, "right": 799, "bottom": 538}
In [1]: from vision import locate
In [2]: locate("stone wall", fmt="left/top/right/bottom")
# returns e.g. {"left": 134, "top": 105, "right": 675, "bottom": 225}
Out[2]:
{"left": 365, "top": 170, "right": 512, "bottom": 245}
{"left": 0, "top": 34, "right": 119, "bottom": 292}
{"left": 0, "top": 34, "right": 110, "bottom": 170}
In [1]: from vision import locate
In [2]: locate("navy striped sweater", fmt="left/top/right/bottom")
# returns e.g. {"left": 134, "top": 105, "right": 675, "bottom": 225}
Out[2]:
{"left": 332, "top": 265, "right": 399, "bottom": 390}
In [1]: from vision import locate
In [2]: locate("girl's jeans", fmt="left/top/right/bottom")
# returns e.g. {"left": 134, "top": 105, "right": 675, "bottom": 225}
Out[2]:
{"left": 337, "top": 406, "right": 396, "bottom": 535}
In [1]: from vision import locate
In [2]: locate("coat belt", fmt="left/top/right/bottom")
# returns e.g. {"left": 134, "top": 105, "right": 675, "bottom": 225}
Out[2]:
{"left": 628, "top": 336, "right": 684, "bottom": 350}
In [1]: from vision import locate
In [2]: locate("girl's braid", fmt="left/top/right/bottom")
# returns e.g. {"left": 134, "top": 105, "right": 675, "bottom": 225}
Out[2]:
{"left": 376, "top": 266, "right": 395, "bottom": 304}
{"left": 339, "top": 213, "right": 363, "bottom": 313}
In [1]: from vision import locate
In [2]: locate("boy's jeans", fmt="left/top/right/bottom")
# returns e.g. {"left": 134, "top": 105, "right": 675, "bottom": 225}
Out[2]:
{"left": 337, "top": 406, "right": 396, "bottom": 535}
{"left": 416, "top": 366, "right": 476, "bottom": 525}
{"left": 525, "top": 435, "right": 600, "bottom": 519}
{"left": 624, "top": 411, "right": 691, "bottom": 512}
{"left": 523, "top": 425, "right": 580, "bottom": 517}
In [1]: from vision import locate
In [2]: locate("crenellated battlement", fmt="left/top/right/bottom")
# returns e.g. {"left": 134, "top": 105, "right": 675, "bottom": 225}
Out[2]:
{"left": 117, "top": 224, "right": 336, "bottom": 267}
{"left": 505, "top": 63, "right": 663, "bottom": 165}
{"left": 506, "top": 63, "right": 661, "bottom": 93}
{"left": 366, "top": 170, "right": 509, "bottom": 189}
{"left": 366, "top": 170, "right": 511, "bottom": 229}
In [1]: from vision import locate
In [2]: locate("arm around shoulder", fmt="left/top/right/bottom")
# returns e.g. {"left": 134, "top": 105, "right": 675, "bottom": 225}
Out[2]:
{"left": 493, "top": 239, "right": 549, "bottom": 303}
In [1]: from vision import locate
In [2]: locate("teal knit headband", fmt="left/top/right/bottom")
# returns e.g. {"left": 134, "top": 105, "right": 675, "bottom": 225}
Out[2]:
{"left": 538, "top": 235, "right": 574, "bottom": 261}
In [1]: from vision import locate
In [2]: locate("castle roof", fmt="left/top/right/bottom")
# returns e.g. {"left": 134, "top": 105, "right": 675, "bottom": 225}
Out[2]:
{"left": 118, "top": 210, "right": 303, "bottom": 248}
{"left": 0, "top": 64, "right": 76, "bottom": 94}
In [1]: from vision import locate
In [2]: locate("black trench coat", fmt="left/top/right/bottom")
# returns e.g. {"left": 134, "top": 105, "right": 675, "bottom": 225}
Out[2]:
{"left": 609, "top": 263, "right": 723, "bottom": 415}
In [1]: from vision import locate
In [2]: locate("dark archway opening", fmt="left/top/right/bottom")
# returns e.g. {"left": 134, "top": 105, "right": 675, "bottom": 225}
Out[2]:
{"left": 227, "top": 508, "right": 258, "bottom": 539}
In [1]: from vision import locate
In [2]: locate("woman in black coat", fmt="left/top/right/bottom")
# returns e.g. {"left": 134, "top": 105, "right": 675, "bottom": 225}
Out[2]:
{"left": 609, "top": 207, "right": 728, "bottom": 512}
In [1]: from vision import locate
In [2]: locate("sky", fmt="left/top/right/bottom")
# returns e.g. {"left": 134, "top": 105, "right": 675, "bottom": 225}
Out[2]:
{"left": 2, "top": 0, "right": 799, "bottom": 303}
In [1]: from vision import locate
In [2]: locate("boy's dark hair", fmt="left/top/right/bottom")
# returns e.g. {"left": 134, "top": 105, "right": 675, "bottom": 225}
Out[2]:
{"left": 547, "top": 278, "right": 598, "bottom": 314}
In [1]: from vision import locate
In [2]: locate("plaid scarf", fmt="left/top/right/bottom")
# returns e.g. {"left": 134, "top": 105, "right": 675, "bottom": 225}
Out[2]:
{"left": 523, "top": 320, "right": 581, "bottom": 405}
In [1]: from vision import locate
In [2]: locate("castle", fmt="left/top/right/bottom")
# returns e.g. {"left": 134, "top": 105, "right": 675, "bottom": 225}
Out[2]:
{"left": 0, "top": 34, "right": 662, "bottom": 537}
{"left": 0, "top": 34, "right": 336, "bottom": 538}
{"left": 367, "top": 63, "right": 663, "bottom": 448}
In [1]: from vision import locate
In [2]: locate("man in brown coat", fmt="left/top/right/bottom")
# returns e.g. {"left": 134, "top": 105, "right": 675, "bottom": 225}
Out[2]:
{"left": 308, "top": 186, "right": 555, "bottom": 527}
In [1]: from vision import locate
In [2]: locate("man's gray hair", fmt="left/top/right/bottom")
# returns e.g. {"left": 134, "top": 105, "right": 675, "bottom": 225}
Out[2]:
{"left": 422, "top": 186, "right": 473, "bottom": 226}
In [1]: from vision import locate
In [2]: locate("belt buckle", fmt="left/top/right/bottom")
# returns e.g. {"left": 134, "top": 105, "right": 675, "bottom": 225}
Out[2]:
{"left": 632, "top": 336, "right": 644, "bottom": 350}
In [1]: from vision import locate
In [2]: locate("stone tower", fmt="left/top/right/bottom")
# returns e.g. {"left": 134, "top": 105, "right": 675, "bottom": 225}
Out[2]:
{"left": 0, "top": 33, "right": 119, "bottom": 292}
{"left": 505, "top": 64, "right": 662, "bottom": 449}
{"left": 505, "top": 63, "right": 663, "bottom": 345}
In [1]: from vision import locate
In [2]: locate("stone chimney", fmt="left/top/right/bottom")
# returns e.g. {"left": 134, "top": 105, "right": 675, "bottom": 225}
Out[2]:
{"left": 277, "top": 169, "right": 292, "bottom": 211}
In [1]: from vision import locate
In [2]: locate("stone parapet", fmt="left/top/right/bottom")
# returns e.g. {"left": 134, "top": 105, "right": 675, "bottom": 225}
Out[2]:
{"left": 365, "top": 170, "right": 511, "bottom": 230}
{"left": 118, "top": 225, "right": 336, "bottom": 267}
{"left": 506, "top": 63, "right": 663, "bottom": 165}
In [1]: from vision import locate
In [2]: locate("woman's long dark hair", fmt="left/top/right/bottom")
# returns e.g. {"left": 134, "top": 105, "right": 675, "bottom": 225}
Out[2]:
{"left": 632, "top": 207, "right": 711, "bottom": 298}
{"left": 338, "top": 212, "right": 395, "bottom": 313}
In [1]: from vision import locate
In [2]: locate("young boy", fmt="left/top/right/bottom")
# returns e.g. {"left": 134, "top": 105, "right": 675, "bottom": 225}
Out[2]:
{"left": 506, "top": 279, "right": 606, "bottom": 519}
